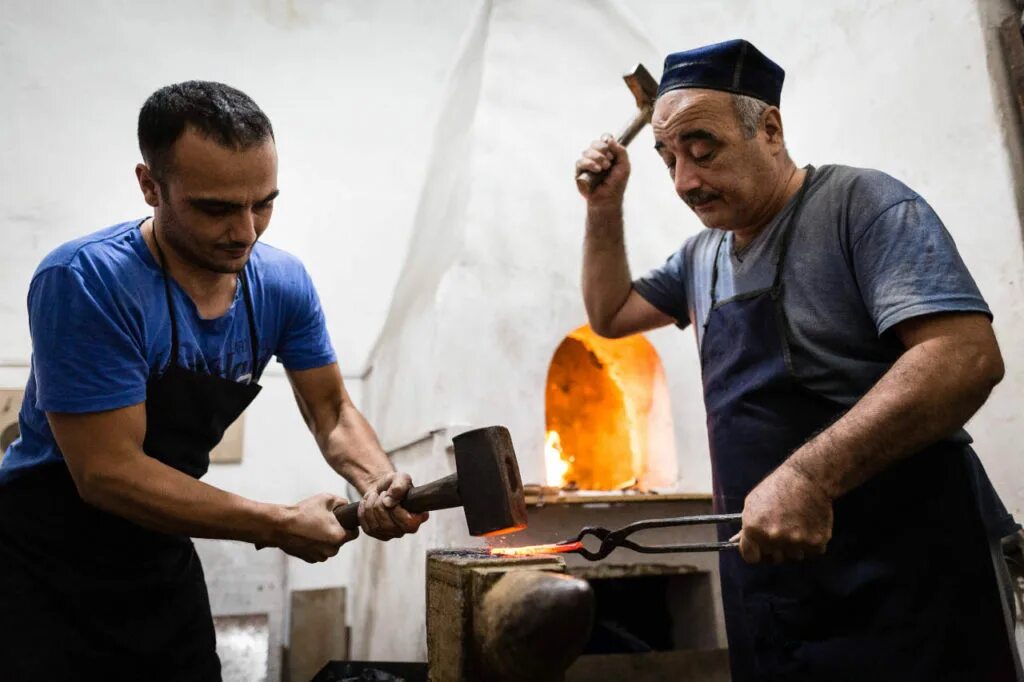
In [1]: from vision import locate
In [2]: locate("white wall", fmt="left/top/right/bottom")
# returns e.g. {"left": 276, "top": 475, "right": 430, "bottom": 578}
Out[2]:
{"left": 0, "top": 0, "right": 477, "bottom": 369}
{"left": 361, "top": 0, "right": 718, "bottom": 495}
{"left": 3, "top": 0, "right": 1024, "bottom": 666}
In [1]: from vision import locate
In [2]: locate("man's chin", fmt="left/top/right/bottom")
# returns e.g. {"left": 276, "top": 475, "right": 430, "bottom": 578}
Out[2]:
{"left": 201, "top": 254, "right": 250, "bottom": 274}
{"left": 692, "top": 208, "right": 728, "bottom": 229}
{"left": 688, "top": 201, "right": 729, "bottom": 228}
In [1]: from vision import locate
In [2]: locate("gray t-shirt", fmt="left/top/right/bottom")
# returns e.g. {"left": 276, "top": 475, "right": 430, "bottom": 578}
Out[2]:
{"left": 633, "top": 164, "right": 991, "bottom": 408}
{"left": 634, "top": 164, "right": 1017, "bottom": 537}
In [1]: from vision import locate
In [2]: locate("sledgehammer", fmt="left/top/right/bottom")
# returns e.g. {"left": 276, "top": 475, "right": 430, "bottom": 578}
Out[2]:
{"left": 575, "top": 63, "right": 659, "bottom": 193}
{"left": 333, "top": 425, "right": 528, "bottom": 537}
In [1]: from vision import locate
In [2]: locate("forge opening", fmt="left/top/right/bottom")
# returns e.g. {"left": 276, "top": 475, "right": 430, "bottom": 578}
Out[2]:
{"left": 544, "top": 325, "right": 677, "bottom": 491}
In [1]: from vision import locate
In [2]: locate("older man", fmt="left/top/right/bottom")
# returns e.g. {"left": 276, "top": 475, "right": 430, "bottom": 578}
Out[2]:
{"left": 0, "top": 81, "right": 427, "bottom": 680}
{"left": 576, "top": 40, "right": 1019, "bottom": 680}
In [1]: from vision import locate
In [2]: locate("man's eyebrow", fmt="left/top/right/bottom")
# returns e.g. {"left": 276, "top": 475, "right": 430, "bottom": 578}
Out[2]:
{"left": 188, "top": 197, "right": 243, "bottom": 210}
{"left": 257, "top": 189, "right": 280, "bottom": 205}
{"left": 680, "top": 129, "right": 718, "bottom": 143}
{"left": 654, "top": 129, "right": 718, "bottom": 151}
{"left": 187, "top": 189, "right": 279, "bottom": 209}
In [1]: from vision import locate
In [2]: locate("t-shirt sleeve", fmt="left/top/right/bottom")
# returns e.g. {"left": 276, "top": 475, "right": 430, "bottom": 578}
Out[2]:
{"left": 29, "top": 265, "right": 148, "bottom": 413}
{"left": 632, "top": 247, "right": 691, "bottom": 328}
{"left": 274, "top": 264, "right": 337, "bottom": 371}
{"left": 851, "top": 196, "right": 991, "bottom": 336}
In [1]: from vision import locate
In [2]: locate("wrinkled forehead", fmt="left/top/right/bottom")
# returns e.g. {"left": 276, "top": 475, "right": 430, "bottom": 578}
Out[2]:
{"left": 652, "top": 89, "right": 737, "bottom": 141}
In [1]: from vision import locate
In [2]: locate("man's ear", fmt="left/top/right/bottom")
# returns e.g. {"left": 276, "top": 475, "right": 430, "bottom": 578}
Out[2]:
{"left": 762, "top": 107, "right": 785, "bottom": 153}
{"left": 135, "top": 163, "right": 161, "bottom": 208}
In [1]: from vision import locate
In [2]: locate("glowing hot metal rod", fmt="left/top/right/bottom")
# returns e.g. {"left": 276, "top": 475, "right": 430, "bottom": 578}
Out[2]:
{"left": 491, "top": 513, "right": 742, "bottom": 561}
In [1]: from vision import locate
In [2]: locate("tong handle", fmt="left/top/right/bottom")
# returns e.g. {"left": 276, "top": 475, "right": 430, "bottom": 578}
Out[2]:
{"left": 611, "top": 513, "right": 742, "bottom": 536}
{"left": 616, "top": 539, "right": 739, "bottom": 554}
{"left": 575, "top": 512, "right": 743, "bottom": 560}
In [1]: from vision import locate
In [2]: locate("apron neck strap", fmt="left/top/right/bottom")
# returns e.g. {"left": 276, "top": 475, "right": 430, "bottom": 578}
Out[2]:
{"left": 152, "top": 225, "right": 180, "bottom": 365}
{"left": 238, "top": 269, "right": 260, "bottom": 383}
{"left": 771, "top": 165, "right": 816, "bottom": 294}
{"left": 709, "top": 233, "right": 728, "bottom": 308}
{"left": 151, "top": 223, "right": 260, "bottom": 383}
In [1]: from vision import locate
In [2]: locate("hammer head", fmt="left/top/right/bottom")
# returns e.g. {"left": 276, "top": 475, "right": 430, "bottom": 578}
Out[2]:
{"left": 452, "top": 426, "right": 528, "bottom": 537}
{"left": 623, "top": 63, "right": 658, "bottom": 110}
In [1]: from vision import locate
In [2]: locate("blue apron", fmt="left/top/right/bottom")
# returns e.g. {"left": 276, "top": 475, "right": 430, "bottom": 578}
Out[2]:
{"left": 700, "top": 168, "right": 1017, "bottom": 681}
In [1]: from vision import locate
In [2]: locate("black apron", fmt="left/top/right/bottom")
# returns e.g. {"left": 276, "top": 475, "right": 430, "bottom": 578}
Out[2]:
{"left": 701, "top": 168, "right": 1018, "bottom": 681}
{"left": 0, "top": 228, "right": 262, "bottom": 681}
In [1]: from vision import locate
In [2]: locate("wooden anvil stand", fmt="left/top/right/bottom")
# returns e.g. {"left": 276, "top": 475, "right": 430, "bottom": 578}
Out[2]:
{"left": 425, "top": 550, "right": 594, "bottom": 682}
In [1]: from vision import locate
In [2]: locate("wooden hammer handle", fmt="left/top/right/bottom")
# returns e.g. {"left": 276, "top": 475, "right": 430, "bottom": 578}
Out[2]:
{"left": 576, "top": 105, "right": 653, "bottom": 194}
{"left": 333, "top": 473, "right": 461, "bottom": 530}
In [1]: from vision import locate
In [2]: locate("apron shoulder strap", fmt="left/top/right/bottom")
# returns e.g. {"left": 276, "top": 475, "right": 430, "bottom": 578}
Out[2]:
{"left": 238, "top": 268, "right": 260, "bottom": 383}
{"left": 771, "top": 165, "right": 817, "bottom": 294}
{"left": 151, "top": 227, "right": 180, "bottom": 372}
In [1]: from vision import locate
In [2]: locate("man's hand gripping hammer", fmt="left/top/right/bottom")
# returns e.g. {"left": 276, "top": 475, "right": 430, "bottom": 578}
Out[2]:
{"left": 575, "top": 63, "right": 659, "bottom": 193}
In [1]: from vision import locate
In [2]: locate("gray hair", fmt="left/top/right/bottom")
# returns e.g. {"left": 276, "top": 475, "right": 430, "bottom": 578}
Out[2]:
{"left": 732, "top": 93, "right": 769, "bottom": 138}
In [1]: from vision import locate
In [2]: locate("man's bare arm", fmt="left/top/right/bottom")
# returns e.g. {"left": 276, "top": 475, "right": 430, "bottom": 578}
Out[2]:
{"left": 49, "top": 406, "right": 350, "bottom": 561}
{"left": 787, "top": 312, "right": 1003, "bottom": 498}
{"left": 287, "top": 363, "right": 427, "bottom": 539}
{"left": 738, "top": 312, "right": 1004, "bottom": 563}
{"left": 578, "top": 135, "right": 673, "bottom": 338}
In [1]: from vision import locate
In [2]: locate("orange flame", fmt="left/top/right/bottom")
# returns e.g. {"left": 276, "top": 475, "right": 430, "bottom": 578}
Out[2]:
{"left": 489, "top": 541, "right": 583, "bottom": 557}
{"left": 545, "top": 325, "right": 676, "bottom": 491}
{"left": 544, "top": 430, "right": 570, "bottom": 487}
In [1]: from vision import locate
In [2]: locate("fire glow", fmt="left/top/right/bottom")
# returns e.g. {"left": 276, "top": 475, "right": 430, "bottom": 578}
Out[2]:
{"left": 544, "top": 430, "right": 570, "bottom": 487}
{"left": 544, "top": 325, "right": 677, "bottom": 491}
{"left": 489, "top": 541, "right": 583, "bottom": 557}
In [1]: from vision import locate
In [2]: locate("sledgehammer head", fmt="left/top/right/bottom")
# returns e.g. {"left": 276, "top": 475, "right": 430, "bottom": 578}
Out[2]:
{"left": 452, "top": 426, "right": 528, "bottom": 537}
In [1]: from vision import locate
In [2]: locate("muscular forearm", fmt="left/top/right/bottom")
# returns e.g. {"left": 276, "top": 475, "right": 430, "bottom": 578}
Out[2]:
{"left": 785, "top": 330, "right": 1003, "bottom": 499}
{"left": 75, "top": 453, "right": 287, "bottom": 544}
{"left": 288, "top": 364, "right": 395, "bottom": 495}
{"left": 583, "top": 203, "right": 633, "bottom": 334}
{"left": 317, "top": 401, "right": 394, "bottom": 495}
{"left": 287, "top": 364, "right": 425, "bottom": 541}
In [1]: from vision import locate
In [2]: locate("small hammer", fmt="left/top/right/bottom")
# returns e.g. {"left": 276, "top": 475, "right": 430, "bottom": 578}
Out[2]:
{"left": 334, "top": 425, "right": 528, "bottom": 537}
{"left": 575, "top": 63, "right": 659, "bottom": 193}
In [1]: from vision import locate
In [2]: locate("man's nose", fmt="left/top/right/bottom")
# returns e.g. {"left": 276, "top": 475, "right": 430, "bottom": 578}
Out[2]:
{"left": 230, "top": 210, "right": 258, "bottom": 243}
{"left": 674, "top": 158, "right": 703, "bottom": 198}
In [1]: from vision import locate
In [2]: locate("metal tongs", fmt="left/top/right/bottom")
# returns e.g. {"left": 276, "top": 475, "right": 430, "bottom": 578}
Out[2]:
{"left": 558, "top": 512, "right": 742, "bottom": 561}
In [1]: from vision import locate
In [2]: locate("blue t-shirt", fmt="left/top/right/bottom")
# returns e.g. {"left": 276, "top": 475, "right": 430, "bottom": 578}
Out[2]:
{"left": 0, "top": 219, "right": 336, "bottom": 481}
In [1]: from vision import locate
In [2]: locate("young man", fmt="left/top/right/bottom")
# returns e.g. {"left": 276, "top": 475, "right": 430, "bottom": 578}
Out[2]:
{"left": 0, "top": 81, "right": 427, "bottom": 680}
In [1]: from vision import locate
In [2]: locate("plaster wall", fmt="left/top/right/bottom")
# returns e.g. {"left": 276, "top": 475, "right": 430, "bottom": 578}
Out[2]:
{"left": 0, "top": 0, "right": 476, "bottom": 369}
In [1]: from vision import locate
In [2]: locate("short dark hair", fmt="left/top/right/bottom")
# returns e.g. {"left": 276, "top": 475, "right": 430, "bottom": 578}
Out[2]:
{"left": 138, "top": 80, "right": 274, "bottom": 176}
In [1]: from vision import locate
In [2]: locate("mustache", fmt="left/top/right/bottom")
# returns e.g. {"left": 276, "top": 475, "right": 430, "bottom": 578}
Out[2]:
{"left": 683, "top": 188, "right": 722, "bottom": 206}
